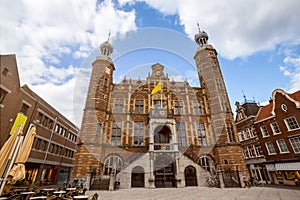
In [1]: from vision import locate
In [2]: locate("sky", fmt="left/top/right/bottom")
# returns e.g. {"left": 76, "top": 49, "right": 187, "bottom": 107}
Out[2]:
{"left": 1, "top": 0, "right": 300, "bottom": 127}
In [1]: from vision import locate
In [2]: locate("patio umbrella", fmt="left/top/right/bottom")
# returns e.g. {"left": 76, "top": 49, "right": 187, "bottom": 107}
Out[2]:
{"left": 0, "top": 126, "right": 22, "bottom": 178}
{"left": 7, "top": 126, "right": 36, "bottom": 184}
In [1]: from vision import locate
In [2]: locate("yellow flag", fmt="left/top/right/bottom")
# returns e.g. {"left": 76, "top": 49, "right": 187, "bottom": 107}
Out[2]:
{"left": 10, "top": 113, "right": 27, "bottom": 135}
{"left": 151, "top": 82, "right": 162, "bottom": 95}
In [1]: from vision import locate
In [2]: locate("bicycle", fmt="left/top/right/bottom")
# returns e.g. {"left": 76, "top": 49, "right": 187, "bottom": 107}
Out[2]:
{"left": 205, "top": 175, "right": 220, "bottom": 188}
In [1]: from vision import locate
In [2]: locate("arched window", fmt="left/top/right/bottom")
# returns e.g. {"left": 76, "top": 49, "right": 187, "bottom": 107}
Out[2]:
{"left": 198, "top": 155, "right": 214, "bottom": 173}
{"left": 103, "top": 155, "right": 123, "bottom": 175}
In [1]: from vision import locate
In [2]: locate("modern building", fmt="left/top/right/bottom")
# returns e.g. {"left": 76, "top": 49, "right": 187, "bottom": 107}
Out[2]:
{"left": 254, "top": 89, "right": 300, "bottom": 185}
{"left": 72, "top": 28, "right": 247, "bottom": 189}
{"left": 0, "top": 54, "right": 79, "bottom": 186}
{"left": 235, "top": 98, "right": 271, "bottom": 183}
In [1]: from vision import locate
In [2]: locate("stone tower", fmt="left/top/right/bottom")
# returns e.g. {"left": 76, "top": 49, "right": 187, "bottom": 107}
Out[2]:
{"left": 73, "top": 39, "right": 115, "bottom": 176}
{"left": 194, "top": 26, "right": 247, "bottom": 174}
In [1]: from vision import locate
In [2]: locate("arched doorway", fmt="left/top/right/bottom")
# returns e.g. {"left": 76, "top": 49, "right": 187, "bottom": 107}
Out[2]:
{"left": 154, "top": 125, "right": 171, "bottom": 150}
{"left": 184, "top": 166, "right": 197, "bottom": 186}
{"left": 154, "top": 155, "right": 175, "bottom": 188}
{"left": 131, "top": 166, "right": 145, "bottom": 187}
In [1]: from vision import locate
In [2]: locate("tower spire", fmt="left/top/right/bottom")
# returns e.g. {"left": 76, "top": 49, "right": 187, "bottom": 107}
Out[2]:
{"left": 100, "top": 31, "right": 113, "bottom": 57}
{"left": 194, "top": 23, "right": 209, "bottom": 46}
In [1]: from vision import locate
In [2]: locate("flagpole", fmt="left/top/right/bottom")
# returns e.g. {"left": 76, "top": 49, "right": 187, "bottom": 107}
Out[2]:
{"left": 160, "top": 80, "right": 162, "bottom": 108}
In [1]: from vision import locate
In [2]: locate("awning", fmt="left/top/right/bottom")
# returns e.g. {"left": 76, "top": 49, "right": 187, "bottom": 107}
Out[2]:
{"left": 275, "top": 162, "right": 300, "bottom": 171}
{"left": 265, "top": 164, "right": 276, "bottom": 171}
{"left": 265, "top": 162, "right": 300, "bottom": 171}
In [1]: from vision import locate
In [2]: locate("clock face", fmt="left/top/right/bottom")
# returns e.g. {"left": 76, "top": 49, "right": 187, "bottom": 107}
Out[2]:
{"left": 155, "top": 70, "right": 161, "bottom": 76}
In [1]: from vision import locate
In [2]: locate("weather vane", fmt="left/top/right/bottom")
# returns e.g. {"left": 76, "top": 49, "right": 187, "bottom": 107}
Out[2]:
{"left": 108, "top": 30, "right": 111, "bottom": 41}
{"left": 197, "top": 22, "right": 201, "bottom": 32}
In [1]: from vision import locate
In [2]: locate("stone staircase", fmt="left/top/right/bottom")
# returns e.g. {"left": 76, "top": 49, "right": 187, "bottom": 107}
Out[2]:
{"left": 90, "top": 178, "right": 110, "bottom": 190}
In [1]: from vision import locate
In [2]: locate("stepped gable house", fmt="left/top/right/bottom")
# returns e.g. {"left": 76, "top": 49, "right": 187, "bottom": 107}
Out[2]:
{"left": 72, "top": 28, "right": 247, "bottom": 189}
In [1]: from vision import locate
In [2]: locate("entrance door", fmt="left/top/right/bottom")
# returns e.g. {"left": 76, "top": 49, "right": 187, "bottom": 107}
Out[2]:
{"left": 131, "top": 166, "right": 144, "bottom": 187}
{"left": 184, "top": 166, "right": 197, "bottom": 186}
{"left": 154, "top": 156, "right": 175, "bottom": 188}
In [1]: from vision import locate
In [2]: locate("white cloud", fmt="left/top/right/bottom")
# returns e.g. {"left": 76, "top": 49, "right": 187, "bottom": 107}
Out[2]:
{"left": 280, "top": 54, "right": 300, "bottom": 93}
{"left": 30, "top": 78, "right": 77, "bottom": 124}
{"left": 125, "top": 0, "right": 300, "bottom": 60}
{"left": 0, "top": 0, "right": 137, "bottom": 126}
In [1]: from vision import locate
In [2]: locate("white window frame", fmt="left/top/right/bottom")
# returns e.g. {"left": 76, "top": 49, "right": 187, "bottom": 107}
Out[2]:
{"left": 284, "top": 117, "right": 300, "bottom": 131}
{"left": 260, "top": 125, "right": 269, "bottom": 138}
{"left": 289, "top": 136, "right": 300, "bottom": 153}
{"left": 249, "top": 127, "right": 256, "bottom": 138}
{"left": 238, "top": 132, "right": 244, "bottom": 142}
{"left": 265, "top": 142, "right": 276, "bottom": 155}
{"left": 255, "top": 145, "right": 263, "bottom": 157}
{"left": 276, "top": 139, "right": 289, "bottom": 154}
{"left": 270, "top": 122, "right": 281, "bottom": 135}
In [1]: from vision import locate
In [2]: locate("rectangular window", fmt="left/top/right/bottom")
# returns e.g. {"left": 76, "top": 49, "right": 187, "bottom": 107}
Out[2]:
{"left": 2, "top": 68, "right": 9, "bottom": 76}
{"left": 265, "top": 142, "right": 276, "bottom": 155}
{"left": 114, "top": 99, "right": 124, "bottom": 113}
{"left": 55, "top": 124, "right": 59, "bottom": 133}
{"left": 134, "top": 122, "right": 144, "bottom": 146}
{"left": 42, "top": 116, "right": 48, "bottom": 127}
{"left": 96, "top": 123, "right": 101, "bottom": 136}
{"left": 248, "top": 128, "right": 256, "bottom": 138}
{"left": 215, "top": 78, "right": 223, "bottom": 90}
{"left": 289, "top": 136, "right": 300, "bottom": 153}
{"left": 193, "top": 102, "right": 202, "bottom": 115}
{"left": 270, "top": 122, "right": 281, "bottom": 135}
{"left": 243, "top": 130, "right": 249, "bottom": 140}
{"left": 255, "top": 145, "right": 263, "bottom": 157}
{"left": 36, "top": 113, "right": 43, "bottom": 123}
{"left": 20, "top": 103, "right": 30, "bottom": 115}
{"left": 48, "top": 120, "right": 54, "bottom": 130}
{"left": 135, "top": 100, "right": 144, "bottom": 113}
{"left": 174, "top": 101, "right": 183, "bottom": 115}
{"left": 260, "top": 126, "right": 269, "bottom": 137}
{"left": 112, "top": 121, "right": 122, "bottom": 146}
{"left": 238, "top": 132, "right": 244, "bottom": 142}
{"left": 219, "top": 96, "right": 227, "bottom": 111}
{"left": 248, "top": 146, "right": 255, "bottom": 158}
{"left": 103, "top": 78, "right": 108, "bottom": 88}
{"left": 196, "top": 122, "right": 206, "bottom": 146}
{"left": 226, "top": 122, "right": 236, "bottom": 143}
{"left": 0, "top": 88, "right": 8, "bottom": 104}
{"left": 176, "top": 122, "right": 186, "bottom": 147}
{"left": 34, "top": 138, "right": 41, "bottom": 149}
{"left": 284, "top": 117, "right": 300, "bottom": 131}
{"left": 243, "top": 148, "right": 249, "bottom": 159}
{"left": 276, "top": 139, "right": 289, "bottom": 153}
{"left": 40, "top": 140, "right": 47, "bottom": 151}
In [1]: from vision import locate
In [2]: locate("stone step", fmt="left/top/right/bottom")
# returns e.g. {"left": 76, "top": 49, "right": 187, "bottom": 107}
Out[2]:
{"left": 90, "top": 178, "right": 110, "bottom": 190}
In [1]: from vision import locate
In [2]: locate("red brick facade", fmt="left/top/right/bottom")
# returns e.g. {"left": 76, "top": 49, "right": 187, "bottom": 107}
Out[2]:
{"left": 0, "top": 54, "right": 79, "bottom": 186}
{"left": 73, "top": 30, "right": 247, "bottom": 189}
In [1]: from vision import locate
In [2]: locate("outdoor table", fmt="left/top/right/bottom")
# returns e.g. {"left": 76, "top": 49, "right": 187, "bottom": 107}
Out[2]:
{"left": 53, "top": 191, "right": 66, "bottom": 197}
{"left": 73, "top": 195, "right": 89, "bottom": 200}
{"left": 41, "top": 188, "right": 55, "bottom": 196}
{"left": 20, "top": 191, "right": 35, "bottom": 200}
{"left": 66, "top": 187, "right": 77, "bottom": 191}
{"left": 29, "top": 196, "right": 47, "bottom": 199}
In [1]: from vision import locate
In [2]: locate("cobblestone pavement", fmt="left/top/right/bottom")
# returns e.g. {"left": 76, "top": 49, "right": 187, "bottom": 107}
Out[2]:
{"left": 86, "top": 186, "right": 300, "bottom": 200}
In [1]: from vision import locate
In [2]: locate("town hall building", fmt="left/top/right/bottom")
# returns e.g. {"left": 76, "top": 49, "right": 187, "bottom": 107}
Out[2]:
{"left": 72, "top": 28, "right": 247, "bottom": 189}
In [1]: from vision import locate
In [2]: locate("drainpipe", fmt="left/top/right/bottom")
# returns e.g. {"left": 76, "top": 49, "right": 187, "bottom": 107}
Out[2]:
{"left": 40, "top": 116, "right": 57, "bottom": 183}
